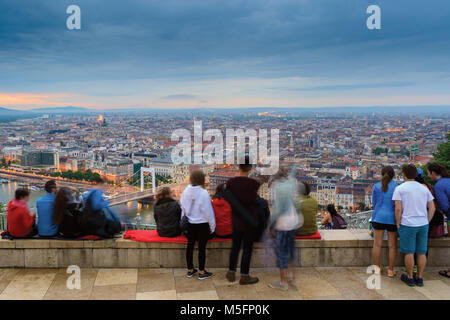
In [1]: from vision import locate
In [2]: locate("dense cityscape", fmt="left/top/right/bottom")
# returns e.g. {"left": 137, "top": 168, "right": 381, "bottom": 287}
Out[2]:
{"left": 1, "top": 108, "right": 448, "bottom": 215}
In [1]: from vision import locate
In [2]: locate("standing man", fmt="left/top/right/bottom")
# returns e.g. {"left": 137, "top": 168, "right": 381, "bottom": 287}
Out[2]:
{"left": 393, "top": 164, "right": 435, "bottom": 287}
{"left": 36, "top": 180, "right": 59, "bottom": 237}
{"left": 426, "top": 162, "right": 450, "bottom": 278}
{"left": 225, "top": 156, "right": 260, "bottom": 285}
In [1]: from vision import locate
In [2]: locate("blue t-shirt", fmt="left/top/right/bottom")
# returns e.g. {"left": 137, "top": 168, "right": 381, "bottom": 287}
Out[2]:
{"left": 36, "top": 193, "right": 58, "bottom": 236}
{"left": 371, "top": 180, "right": 398, "bottom": 225}
{"left": 434, "top": 177, "right": 449, "bottom": 214}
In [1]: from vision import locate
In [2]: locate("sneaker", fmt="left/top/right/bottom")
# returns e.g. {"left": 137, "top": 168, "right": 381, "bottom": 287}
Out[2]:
{"left": 226, "top": 271, "right": 236, "bottom": 283}
{"left": 400, "top": 274, "right": 415, "bottom": 287}
{"left": 198, "top": 271, "right": 213, "bottom": 280}
{"left": 414, "top": 276, "right": 424, "bottom": 287}
{"left": 187, "top": 269, "right": 198, "bottom": 278}
{"left": 239, "top": 275, "right": 259, "bottom": 285}
{"left": 268, "top": 281, "right": 288, "bottom": 291}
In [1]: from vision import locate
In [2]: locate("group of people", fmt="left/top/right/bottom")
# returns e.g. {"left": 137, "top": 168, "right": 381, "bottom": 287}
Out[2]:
{"left": 4, "top": 160, "right": 448, "bottom": 290}
{"left": 370, "top": 162, "right": 449, "bottom": 286}
{"left": 5, "top": 179, "right": 122, "bottom": 239}
{"left": 152, "top": 157, "right": 318, "bottom": 290}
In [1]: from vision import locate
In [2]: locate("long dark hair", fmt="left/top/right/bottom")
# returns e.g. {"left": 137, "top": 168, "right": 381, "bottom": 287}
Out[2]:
{"left": 381, "top": 166, "right": 395, "bottom": 192}
{"left": 427, "top": 162, "right": 450, "bottom": 178}
{"left": 214, "top": 184, "right": 226, "bottom": 199}
{"left": 327, "top": 204, "right": 338, "bottom": 216}
{"left": 54, "top": 187, "right": 73, "bottom": 224}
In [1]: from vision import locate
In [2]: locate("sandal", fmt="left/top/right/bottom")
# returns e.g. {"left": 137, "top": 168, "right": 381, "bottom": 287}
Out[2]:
{"left": 387, "top": 269, "right": 396, "bottom": 278}
{"left": 438, "top": 269, "right": 450, "bottom": 278}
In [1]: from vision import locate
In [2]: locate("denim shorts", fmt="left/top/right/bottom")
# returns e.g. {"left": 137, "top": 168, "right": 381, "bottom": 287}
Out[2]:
{"left": 398, "top": 224, "right": 429, "bottom": 255}
{"left": 275, "top": 230, "right": 296, "bottom": 269}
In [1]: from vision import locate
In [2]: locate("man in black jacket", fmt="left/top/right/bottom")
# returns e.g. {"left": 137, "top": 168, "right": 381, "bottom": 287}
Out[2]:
{"left": 225, "top": 156, "right": 260, "bottom": 285}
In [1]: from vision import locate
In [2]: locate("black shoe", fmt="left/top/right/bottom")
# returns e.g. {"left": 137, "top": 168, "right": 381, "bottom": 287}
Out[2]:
{"left": 199, "top": 271, "right": 213, "bottom": 280}
{"left": 400, "top": 274, "right": 415, "bottom": 287}
{"left": 187, "top": 269, "right": 198, "bottom": 278}
{"left": 414, "top": 276, "right": 424, "bottom": 287}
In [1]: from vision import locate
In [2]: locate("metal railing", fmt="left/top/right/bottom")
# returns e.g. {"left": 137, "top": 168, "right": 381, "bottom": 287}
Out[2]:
{"left": 0, "top": 211, "right": 7, "bottom": 231}
{"left": 316, "top": 210, "right": 372, "bottom": 230}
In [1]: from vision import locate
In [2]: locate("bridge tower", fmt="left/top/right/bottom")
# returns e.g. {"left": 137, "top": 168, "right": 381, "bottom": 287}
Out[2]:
{"left": 140, "top": 167, "right": 156, "bottom": 194}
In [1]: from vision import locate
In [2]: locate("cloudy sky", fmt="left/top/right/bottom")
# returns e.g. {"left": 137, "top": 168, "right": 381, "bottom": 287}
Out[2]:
{"left": 1, "top": 0, "right": 450, "bottom": 110}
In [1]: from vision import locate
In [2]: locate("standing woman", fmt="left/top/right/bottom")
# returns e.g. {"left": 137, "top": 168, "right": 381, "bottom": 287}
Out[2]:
{"left": 180, "top": 170, "right": 216, "bottom": 280}
{"left": 371, "top": 166, "right": 398, "bottom": 277}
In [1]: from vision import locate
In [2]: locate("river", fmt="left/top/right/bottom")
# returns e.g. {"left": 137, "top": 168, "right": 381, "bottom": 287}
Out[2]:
{"left": 0, "top": 180, "right": 155, "bottom": 226}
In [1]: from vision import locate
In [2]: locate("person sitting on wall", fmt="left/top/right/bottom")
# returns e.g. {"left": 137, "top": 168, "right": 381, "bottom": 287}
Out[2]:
{"left": 154, "top": 187, "right": 182, "bottom": 237}
{"left": 6, "top": 189, "right": 37, "bottom": 238}
{"left": 211, "top": 184, "right": 233, "bottom": 238}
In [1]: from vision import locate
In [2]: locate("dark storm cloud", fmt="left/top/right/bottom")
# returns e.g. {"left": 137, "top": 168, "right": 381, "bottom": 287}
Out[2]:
{"left": 0, "top": 0, "right": 449, "bottom": 105}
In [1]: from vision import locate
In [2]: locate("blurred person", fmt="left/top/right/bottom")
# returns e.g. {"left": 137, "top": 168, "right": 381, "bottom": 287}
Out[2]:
{"left": 6, "top": 189, "right": 37, "bottom": 238}
{"left": 394, "top": 164, "right": 435, "bottom": 287}
{"left": 268, "top": 167, "right": 303, "bottom": 291}
{"left": 225, "top": 156, "right": 260, "bottom": 285}
{"left": 154, "top": 187, "right": 182, "bottom": 237}
{"left": 370, "top": 166, "right": 398, "bottom": 277}
{"left": 180, "top": 170, "right": 216, "bottom": 280}
{"left": 426, "top": 162, "right": 450, "bottom": 278}
{"left": 81, "top": 179, "right": 122, "bottom": 238}
{"left": 295, "top": 181, "right": 318, "bottom": 236}
{"left": 211, "top": 184, "right": 233, "bottom": 238}
{"left": 36, "top": 180, "right": 58, "bottom": 237}
{"left": 54, "top": 187, "right": 84, "bottom": 238}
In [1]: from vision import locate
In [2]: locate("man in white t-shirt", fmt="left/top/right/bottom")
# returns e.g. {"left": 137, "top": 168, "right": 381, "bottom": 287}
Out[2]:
{"left": 392, "top": 164, "right": 435, "bottom": 287}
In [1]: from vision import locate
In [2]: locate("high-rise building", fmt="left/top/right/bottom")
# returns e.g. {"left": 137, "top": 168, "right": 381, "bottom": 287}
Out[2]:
{"left": 20, "top": 150, "right": 56, "bottom": 167}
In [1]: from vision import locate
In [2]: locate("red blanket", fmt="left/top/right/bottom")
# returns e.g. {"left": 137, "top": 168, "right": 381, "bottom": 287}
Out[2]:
{"left": 123, "top": 230, "right": 321, "bottom": 243}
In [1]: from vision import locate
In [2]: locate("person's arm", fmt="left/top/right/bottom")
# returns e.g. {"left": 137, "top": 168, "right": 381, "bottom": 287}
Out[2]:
{"left": 427, "top": 200, "right": 436, "bottom": 223}
{"left": 321, "top": 213, "right": 330, "bottom": 225}
{"left": 202, "top": 191, "right": 216, "bottom": 233}
{"left": 394, "top": 200, "right": 402, "bottom": 228}
{"left": 372, "top": 187, "right": 376, "bottom": 210}
{"left": 434, "top": 183, "right": 449, "bottom": 213}
{"left": 22, "top": 206, "right": 35, "bottom": 230}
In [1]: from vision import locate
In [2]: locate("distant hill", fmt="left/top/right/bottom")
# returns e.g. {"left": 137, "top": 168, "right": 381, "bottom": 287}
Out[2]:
{"left": 30, "top": 106, "right": 92, "bottom": 113}
{"left": 0, "top": 107, "right": 26, "bottom": 114}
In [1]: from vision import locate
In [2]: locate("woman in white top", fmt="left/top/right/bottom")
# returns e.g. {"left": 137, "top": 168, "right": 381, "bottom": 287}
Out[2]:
{"left": 180, "top": 170, "right": 216, "bottom": 280}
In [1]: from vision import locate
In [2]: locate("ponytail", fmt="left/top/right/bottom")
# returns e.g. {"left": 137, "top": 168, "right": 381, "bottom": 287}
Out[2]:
{"left": 381, "top": 166, "right": 395, "bottom": 192}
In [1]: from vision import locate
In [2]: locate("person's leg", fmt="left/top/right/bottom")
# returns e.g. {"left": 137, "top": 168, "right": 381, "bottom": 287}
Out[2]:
{"left": 240, "top": 230, "right": 255, "bottom": 276}
{"left": 197, "top": 223, "right": 210, "bottom": 273}
{"left": 372, "top": 229, "right": 384, "bottom": 271}
{"left": 229, "top": 231, "right": 243, "bottom": 273}
{"left": 270, "top": 230, "right": 289, "bottom": 290}
{"left": 398, "top": 225, "right": 415, "bottom": 279}
{"left": 186, "top": 224, "right": 197, "bottom": 271}
{"left": 404, "top": 254, "right": 415, "bottom": 279}
{"left": 387, "top": 230, "right": 397, "bottom": 273}
{"left": 287, "top": 230, "right": 296, "bottom": 283}
{"left": 415, "top": 225, "right": 429, "bottom": 279}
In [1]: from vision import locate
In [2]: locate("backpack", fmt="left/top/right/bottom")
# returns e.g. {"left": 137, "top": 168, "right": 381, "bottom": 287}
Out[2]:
{"left": 58, "top": 202, "right": 84, "bottom": 238}
{"left": 254, "top": 195, "right": 270, "bottom": 242}
{"left": 80, "top": 192, "right": 120, "bottom": 238}
{"left": 332, "top": 214, "right": 348, "bottom": 229}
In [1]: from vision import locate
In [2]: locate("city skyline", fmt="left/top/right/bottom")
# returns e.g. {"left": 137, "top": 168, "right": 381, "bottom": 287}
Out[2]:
{"left": 1, "top": 0, "right": 450, "bottom": 110}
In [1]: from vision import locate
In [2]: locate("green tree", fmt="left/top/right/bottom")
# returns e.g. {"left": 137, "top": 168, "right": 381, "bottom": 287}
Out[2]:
{"left": 433, "top": 131, "right": 450, "bottom": 168}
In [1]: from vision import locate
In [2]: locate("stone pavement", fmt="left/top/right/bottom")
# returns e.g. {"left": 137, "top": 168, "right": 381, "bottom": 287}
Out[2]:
{"left": 0, "top": 267, "right": 449, "bottom": 300}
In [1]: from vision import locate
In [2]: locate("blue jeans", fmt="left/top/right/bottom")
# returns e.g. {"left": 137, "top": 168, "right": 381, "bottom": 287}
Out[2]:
{"left": 275, "top": 229, "right": 296, "bottom": 269}
{"left": 398, "top": 224, "right": 428, "bottom": 255}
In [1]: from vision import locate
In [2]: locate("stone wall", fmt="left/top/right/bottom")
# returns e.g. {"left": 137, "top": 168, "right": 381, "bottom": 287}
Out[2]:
{"left": 0, "top": 230, "right": 448, "bottom": 268}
